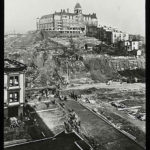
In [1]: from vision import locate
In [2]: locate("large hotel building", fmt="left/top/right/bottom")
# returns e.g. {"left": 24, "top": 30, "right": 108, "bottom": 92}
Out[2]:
{"left": 36, "top": 3, "right": 98, "bottom": 34}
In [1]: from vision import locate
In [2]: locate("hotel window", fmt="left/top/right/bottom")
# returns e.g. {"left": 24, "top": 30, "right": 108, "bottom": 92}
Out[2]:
{"left": 9, "top": 92, "right": 19, "bottom": 103}
{"left": 9, "top": 76, "right": 19, "bottom": 87}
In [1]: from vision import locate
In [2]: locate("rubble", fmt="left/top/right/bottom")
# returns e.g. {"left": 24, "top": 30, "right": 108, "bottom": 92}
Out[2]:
{"left": 4, "top": 30, "right": 145, "bottom": 149}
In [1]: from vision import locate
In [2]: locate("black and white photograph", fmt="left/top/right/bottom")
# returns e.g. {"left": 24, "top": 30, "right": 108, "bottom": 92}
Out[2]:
{"left": 4, "top": 0, "right": 145, "bottom": 149}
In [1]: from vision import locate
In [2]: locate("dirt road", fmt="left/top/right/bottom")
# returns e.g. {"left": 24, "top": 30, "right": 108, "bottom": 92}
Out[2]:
{"left": 64, "top": 82, "right": 145, "bottom": 91}
{"left": 62, "top": 100, "right": 144, "bottom": 150}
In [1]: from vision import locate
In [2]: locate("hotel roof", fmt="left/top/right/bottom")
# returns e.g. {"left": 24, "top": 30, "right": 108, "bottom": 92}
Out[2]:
{"left": 40, "top": 14, "right": 53, "bottom": 19}
{"left": 40, "top": 12, "right": 97, "bottom": 19}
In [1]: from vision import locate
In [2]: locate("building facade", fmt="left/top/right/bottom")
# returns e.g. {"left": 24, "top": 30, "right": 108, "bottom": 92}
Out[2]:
{"left": 96, "top": 26, "right": 129, "bottom": 44}
{"left": 123, "top": 40, "right": 140, "bottom": 51}
{"left": 131, "top": 41, "right": 139, "bottom": 50}
{"left": 86, "top": 25, "right": 98, "bottom": 38}
{"left": 36, "top": 3, "right": 98, "bottom": 34}
{"left": 4, "top": 59, "right": 27, "bottom": 118}
{"left": 124, "top": 41, "right": 131, "bottom": 51}
{"left": 111, "top": 31, "right": 129, "bottom": 43}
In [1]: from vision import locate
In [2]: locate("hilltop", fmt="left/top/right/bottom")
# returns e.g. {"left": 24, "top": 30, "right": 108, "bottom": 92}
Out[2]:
{"left": 4, "top": 31, "right": 145, "bottom": 87}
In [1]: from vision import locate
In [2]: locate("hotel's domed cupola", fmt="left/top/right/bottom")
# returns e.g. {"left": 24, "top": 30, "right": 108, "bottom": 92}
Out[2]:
{"left": 74, "top": 3, "right": 82, "bottom": 14}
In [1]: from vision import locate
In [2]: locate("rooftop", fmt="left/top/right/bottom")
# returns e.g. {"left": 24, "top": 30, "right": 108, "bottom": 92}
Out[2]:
{"left": 40, "top": 3, "right": 97, "bottom": 19}
{"left": 55, "top": 11, "right": 75, "bottom": 16}
{"left": 4, "top": 130, "right": 91, "bottom": 150}
{"left": 27, "top": 100, "right": 66, "bottom": 135}
{"left": 4, "top": 59, "right": 27, "bottom": 72}
{"left": 41, "top": 14, "right": 53, "bottom": 19}
{"left": 83, "top": 13, "right": 97, "bottom": 19}
{"left": 40, "top": 12, "right": 97, "bottom": 19}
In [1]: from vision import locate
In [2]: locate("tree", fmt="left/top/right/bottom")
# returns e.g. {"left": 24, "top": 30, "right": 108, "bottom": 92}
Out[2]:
{"left": 69, "top": 37, "right": 75, "bottom": 50}
{"left": 39, "top": 56, "right": 58, "bottom": 87}
{"left": 113, "top": 41, "right": 128, "bottom": 56}
{"left": 40, "top": 73, "right": 47, "bottom": 86}
{"left": 68, "top": 37, "right": 80, "bottom": 55}
{"left": 42, "top": 51, "right": 48, "bottom": 66}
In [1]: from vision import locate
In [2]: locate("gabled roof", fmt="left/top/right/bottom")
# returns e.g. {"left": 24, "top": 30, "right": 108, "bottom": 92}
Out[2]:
{"left": 4, "top": 59, "right": 27, "bottom": 72}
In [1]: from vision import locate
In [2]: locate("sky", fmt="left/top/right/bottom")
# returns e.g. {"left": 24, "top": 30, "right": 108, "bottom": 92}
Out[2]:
{"left": 4, "top": 0, "right": 145, "bottom": 36}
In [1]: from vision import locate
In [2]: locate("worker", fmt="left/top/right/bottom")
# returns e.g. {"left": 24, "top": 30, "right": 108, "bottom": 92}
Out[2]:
{"left": 74, "top": 95, "right": 77, "bottom": 101}
{"left": 64, "top": 96, "right": 67, "bottom": 101}
{"left": 106, "top": 80, "right": 112, "bottom": 85}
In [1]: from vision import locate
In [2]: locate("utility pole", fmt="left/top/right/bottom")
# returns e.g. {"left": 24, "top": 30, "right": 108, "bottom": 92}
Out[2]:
{"left": 66, "top": 58, "right": 69, "bottom": 84}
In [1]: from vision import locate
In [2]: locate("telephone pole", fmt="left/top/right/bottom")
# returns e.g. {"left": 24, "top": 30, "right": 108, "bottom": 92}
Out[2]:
{"left": 66, "top": 59, "right": 69, "bottom": 84}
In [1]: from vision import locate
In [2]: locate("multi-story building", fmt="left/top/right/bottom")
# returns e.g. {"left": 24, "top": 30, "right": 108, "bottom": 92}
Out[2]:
{"left": 123, "top": 40, "right": 140, "bottom": 51}
{"left": 36, "top": 3, "right": 98, "bottom": 34}
{"left": 101, "top": 26, "right": 129, "bottom": 44}
{"left": 129, "top": 34, "right": 145, "bottom": 42}
{"left": 108, "top": 31, "right": 129, "bottom": 44}
{"left": 124, "top": 41, "right": 131, "bottom": 51}
{"left": 89, "top": 26, "right": 129, "bottom": 45}
{"left": 4, "top": 59, "right": 27, "bottom": 118}
{"left": 86, "top": 25, "right": 98, "bottom": 38}
{"left": 131, "top": 41, "right": 139, "bottom": 50}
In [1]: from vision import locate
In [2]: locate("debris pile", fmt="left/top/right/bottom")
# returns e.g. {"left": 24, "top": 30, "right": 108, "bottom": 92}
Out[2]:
{"left": 64, "top": 109, "right": 81, "bottom": 133}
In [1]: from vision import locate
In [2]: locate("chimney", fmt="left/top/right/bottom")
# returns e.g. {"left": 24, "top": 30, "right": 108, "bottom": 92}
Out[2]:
{"left": 67, "top": 8, "right": 69, "bottom": 13}
{"left": 61, "top": 9, "right": 62, "bottom": 12}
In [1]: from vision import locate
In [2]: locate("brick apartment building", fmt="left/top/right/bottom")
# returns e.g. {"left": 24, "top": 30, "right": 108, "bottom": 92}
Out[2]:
{"left": 86, "top": 25, "right": 129, "bottom": 45}
{"left": 4, "top": 59, "right": 27, "bottom": 118}
{"left": 98, "top": 26, "right": 129, "bottom": 44}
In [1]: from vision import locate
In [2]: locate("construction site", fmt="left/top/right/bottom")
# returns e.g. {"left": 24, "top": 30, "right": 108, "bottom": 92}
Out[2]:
{"left": 4, "top": 30, "right": 145, "bottom": 150}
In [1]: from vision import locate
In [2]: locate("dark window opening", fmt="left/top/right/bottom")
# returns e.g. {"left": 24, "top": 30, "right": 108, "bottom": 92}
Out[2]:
{"left": 9, "top": 92, "right": 19, "bottom": 103}
{"left": 9, "top": 76, "right": 19, "bottom": 87}
{"left": 81, "top": 28, "right": 85, "bottom": 31}
{"left": 8, "top": 106, "right": 18, "bottom": 117}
